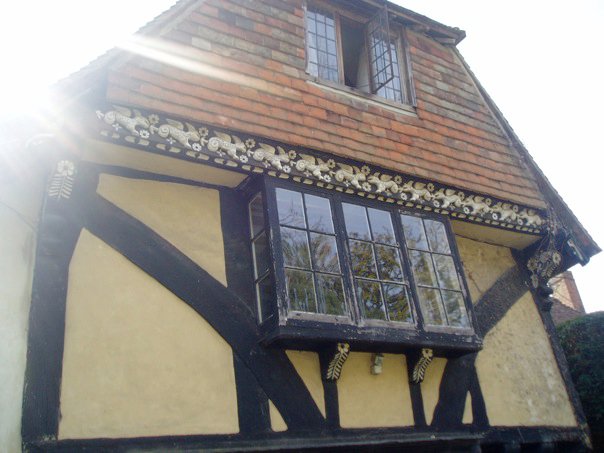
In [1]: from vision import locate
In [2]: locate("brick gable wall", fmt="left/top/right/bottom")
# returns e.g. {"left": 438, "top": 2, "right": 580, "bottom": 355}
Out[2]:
{"left": 105, "top": 0, "right": 544, "bottom": 207}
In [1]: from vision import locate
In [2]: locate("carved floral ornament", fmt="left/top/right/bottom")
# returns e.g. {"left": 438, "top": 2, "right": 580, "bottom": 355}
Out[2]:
{"left": 527, "top": 213, "right": 566, "bottom": 293}
{"left": 94, "top": 105, "right": 546, "bottom": 233}
{"left": 47, "top": 160, "right": 76, "bottom": 200}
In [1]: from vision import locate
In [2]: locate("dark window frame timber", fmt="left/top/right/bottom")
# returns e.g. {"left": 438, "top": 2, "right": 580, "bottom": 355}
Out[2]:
{"left": 242, "top": 176, "right": 481, "bottom": 354}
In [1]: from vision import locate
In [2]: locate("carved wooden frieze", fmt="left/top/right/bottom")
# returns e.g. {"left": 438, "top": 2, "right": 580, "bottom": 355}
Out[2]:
{"left": 93, "top": 104, "right": 546, "bottom": 233}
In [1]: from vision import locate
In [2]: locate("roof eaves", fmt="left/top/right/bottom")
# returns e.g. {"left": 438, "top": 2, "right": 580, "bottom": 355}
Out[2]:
{"left": 383, "top": 1, "right": 466, "bottom": 45}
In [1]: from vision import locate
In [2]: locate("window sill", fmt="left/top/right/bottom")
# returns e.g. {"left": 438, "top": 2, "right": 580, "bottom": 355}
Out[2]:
{"left": 306, "top": 78, "right": 418, "bottom": 118}
{"left": 261, "top": 317, "right": 482, "bottom": 356}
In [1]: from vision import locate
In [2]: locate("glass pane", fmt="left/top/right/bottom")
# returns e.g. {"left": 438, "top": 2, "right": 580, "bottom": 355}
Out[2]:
{"left": 366, "top": 5, "right": 394, "bottom": 91}
{"left": 318, "top": 36, "right": 327, "bottom": 52}
{"left": 433, "top": 254, "right": 461, "bottom": 290}
{"left": 310, "top": 233, "right": 340, "bottom": 273}
{"left": 375, "top": 244, "right": 404, "bottom": 282}
{"left": 376, "top": 43, "right": 402, "bottom": 102}
{"left": 356, "top": 279, "right": 386, "bottom": 320}
{"left": 253, "top": 232, "right": 270, "bottom": 278}
{"left": 417, "top": 287, "right": 446, "bottom": 326}
{"left": 316, "top": 274, "right": 346, "bottom": 316}
{"left": 256, "top": 275, "right": 274, "bottom": 322}
{"left": 349, "top": 240, "right": 377, "bottom": 279}
{"left": 305, "top": 8, "right": 338, "bottom": 82}
{"left": 281, "top": 227, "right": 311, "bottom": 269}
{"left": 249, "top": 194, "right": 264, "bottom": 238}
{"left": 424, "top": 219, "right": 451, "bottom": 254}
{"left": 286, "top": 269, "right": 317, "bottom": 313}
{"left": 400, "top": 214, "right": 429, "bottom": 250}
{"left": 276, "top": 188, "right": 305, "bottom": 228}
{"left": 343, "top": 203, "right": 371, "bottom": 240}
{"left": 409, "top": 250, "right": 438, "bottom": 287}
{"left": 442, "top": 290, "right": 470, "bottom": 328}
{"left": 327, "top": 39, "right": 336, "bottom": 55}
{"left": 383, "top": 283, "right": 412, "bottom": 323}
{"left": 305, "top": 194, "right": 334, "bottom": 233}
{"left": 368, "top": 208, "right": 396, "bottom": 245}
{"left": 307, "top": 11, "right": 316, "bottom": 31}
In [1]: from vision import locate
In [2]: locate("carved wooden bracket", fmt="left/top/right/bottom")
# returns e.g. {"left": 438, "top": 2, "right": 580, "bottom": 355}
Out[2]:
{"left": 526, "top": 225, "right": 568, "bottom": 310}
{"left": 527, "top": 248, "right": 562, "bottom": 292}
{"left": 47, "top": 160, "right": 77, "bottom": 201}
{"left": 325, "top": 343, "right": 350, "bottom": 381}
{"left": 411, "top": 348, "right": 433, "bottom": 384}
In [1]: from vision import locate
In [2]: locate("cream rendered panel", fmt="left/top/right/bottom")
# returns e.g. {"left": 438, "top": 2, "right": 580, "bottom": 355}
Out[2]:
{"left": 97, "top": 174, "right": 227, "bottom": 285}
{"left": 463, "top": 392, "right": 473, "bottom": 424}
{"left": 420, "top": 357, "right": 447, "bottom": 424}
{"left": 455, "top": 236, "right": 516, "bottom": 303}
{"left": 476, "top": 292, "right": 577, "bottom": 427}
{"left": 452, "top": 220, "right": 539, "bottom": 250}
{"left": 269, "top": 401, "right": 287, "bottom": 432}
{"left": 269, "top": 351, "right": 326, "bottom": 431}
{"left": 286, "top": 351, "right": 326, "bottom": 417}
{"left": 338, "top": 353, "right": 414, "bottom": 428}
{"left": 59, "top": 230, "right": 239, "bottom": 439}
{"left": 83, "top": 139, "right": 247, "bottom": 187}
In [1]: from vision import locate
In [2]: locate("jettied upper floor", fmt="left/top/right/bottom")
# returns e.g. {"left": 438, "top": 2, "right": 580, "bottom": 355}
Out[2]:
{"left": 9, "top": 0, "right": 600, "bottom": 451}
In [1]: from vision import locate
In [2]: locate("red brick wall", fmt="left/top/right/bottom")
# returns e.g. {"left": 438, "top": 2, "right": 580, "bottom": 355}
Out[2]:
{"left": 552, "top": 271, "right": 586, "bottom": 313}
{"left": 106, "top": 0, "right": 544, "bottom": 207}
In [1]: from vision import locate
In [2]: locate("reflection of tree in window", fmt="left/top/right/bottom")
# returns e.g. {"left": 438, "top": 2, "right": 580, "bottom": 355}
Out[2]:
{"left": 401, "top": 214, "right": 469, "bottom": 328}
{"left": 344, "top": 203, "right": 413, "bottom": 323}
{"left": 276, "top": 188, "right": 346, "bottom": 316}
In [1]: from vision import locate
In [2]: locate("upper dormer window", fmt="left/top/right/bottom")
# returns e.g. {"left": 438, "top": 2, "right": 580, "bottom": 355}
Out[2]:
{"left": 305, "top": 2, "right": 414, "bottom": 106}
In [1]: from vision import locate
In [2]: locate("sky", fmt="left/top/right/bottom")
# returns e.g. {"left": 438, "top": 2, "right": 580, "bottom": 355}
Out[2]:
{"left": 1, "top": 1, "right": 602, "bottom": 312}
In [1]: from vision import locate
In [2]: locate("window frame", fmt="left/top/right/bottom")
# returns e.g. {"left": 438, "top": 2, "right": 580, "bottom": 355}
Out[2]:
{"left": 247, "top": 177, "right": 481, "bottom": 353}
{"left": 303, "top": 0, "right": 416, "bottom": 108}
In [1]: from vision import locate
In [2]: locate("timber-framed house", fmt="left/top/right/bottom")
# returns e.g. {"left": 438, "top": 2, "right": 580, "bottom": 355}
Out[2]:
{"left": 6, "top": 0, "right": 599, "bottom": 451}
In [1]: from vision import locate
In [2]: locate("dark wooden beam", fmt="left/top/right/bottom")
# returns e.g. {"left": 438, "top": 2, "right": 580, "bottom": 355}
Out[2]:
{"left": 431, "top": 265, "right": 528, "bottom": 429}
{"left": 21, "top": 161, "right": 97, "bottom": 443}
{"left": 82, "top": 193, "right": 325, "bottom": 431}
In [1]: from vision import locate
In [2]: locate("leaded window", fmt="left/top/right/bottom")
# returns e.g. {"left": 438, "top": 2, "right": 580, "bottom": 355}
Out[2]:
{"left": 305, "top": 8, "right": 339, "bottom": 83}
{"left": 342, "top": 203, "right": 412, "bottom": 323}
{"left": 249, "top": 194, "right": 274, "bottom": 322}
{"left": 276, "top": 188, "right": 347, "bottom": 317}
{"left": 248, "top": 181, "right": 476, "bottom": 350}
{"left": 401, "top": 215, "right": 470, "bottom": 328}
{"left": 305, "top": 3, "right": 414, "bottom": 105}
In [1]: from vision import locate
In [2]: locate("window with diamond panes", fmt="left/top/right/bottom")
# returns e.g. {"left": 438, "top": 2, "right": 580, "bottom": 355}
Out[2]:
{"left": 400, "top": 214, "right": 470, "bottom": 328}
{"left": 342, "top": 203, "right": 413, "bottom": 323}
{"left": 305, "top": 8, "right": 339, "bottom": 83}
{"left": 249, "top": 194, "right": 274, "bottom": 322}
{"left": 276, "top": 188, "right": 347, "bottom": 316}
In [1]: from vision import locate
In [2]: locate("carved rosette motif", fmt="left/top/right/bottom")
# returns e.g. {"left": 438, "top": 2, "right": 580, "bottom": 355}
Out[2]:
{"left": 94, "top": 105, "right": 546, "bottom": 232}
